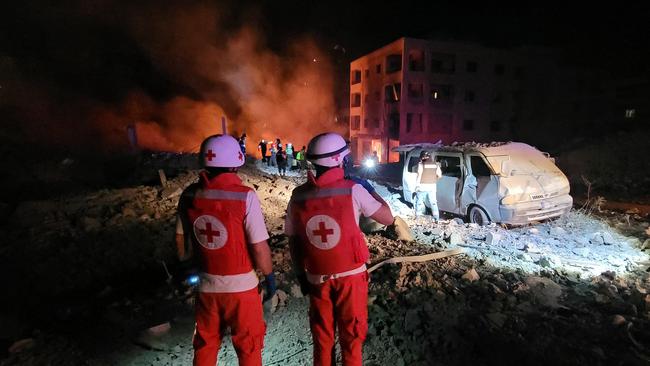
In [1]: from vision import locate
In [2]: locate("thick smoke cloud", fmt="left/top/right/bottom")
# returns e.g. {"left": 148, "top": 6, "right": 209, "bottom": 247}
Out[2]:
{"left": 1, "top": 1, "right": 343, "bottom": 154}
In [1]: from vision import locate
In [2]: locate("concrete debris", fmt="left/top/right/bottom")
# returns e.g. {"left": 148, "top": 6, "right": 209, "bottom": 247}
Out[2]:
{"left": 549, "top": 227, "right": 566, "bottom": 236}
{"left": 461, "top": 268, "right": 480, "bottom": 282}
{"left": 448, "top": 232, "right": 464, "bottom": 245}
{"left": 161, "top": 185, "right": 182, "bottom": 200}
{"left": 524, "top": 277, "right": 564, "bottom": 308}
{"left": 290, "top": 284, "right": 303, "bottom": 298}
{"left": 389, "top": 216, "right": 414, "bottom": 242}
{"left": 485, "top": 232, "right": 502, "bottom": 245}
{"left": 641, "top": 239, "right": 650, "bottom": 250}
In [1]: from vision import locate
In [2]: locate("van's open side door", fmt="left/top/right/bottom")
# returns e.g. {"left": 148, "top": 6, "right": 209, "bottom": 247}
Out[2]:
{"left": 402, "top": 152, "right": 420, "bottom": 204}
{"left": 434, "top": 152, "right": 463, "bottom": 214}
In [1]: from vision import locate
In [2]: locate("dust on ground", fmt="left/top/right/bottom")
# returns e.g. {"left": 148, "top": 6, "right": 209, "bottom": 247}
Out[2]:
{"left": 1, "top": 155, "right": 650, "bottom": 365}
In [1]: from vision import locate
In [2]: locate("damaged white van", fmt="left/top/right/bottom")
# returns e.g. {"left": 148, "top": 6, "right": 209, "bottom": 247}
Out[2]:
{"left": 395, "top": 142, "right": 573, "bottom": 225}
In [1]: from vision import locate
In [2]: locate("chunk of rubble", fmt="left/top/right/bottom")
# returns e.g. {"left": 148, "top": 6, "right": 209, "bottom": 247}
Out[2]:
{"left": 448, "top": 232, "right": 464, "bottom": 245}
{"left": 290, "top": 284, "right": 303, "bottom": 298}
{"left": 549, "top": 227, "right": 566, "bottom": 236}
{"left": 462, "top": 268, "right": 480, "bottom": 282}
{"left": 524, "top": 276, "right": 564, "bottom": 308}
{"left": 485, "top": 232, "right": 502, "bottom": 245}
{"left": 591, "top": 231, "right": 616, "bottom": 245}
{"left": 641, "top": 239, "right": 650, "bottom": 250}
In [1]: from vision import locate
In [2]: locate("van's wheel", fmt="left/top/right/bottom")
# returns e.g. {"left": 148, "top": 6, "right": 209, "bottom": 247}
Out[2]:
{"left": 468, "top": 206, "right": 490, "bottom": 226}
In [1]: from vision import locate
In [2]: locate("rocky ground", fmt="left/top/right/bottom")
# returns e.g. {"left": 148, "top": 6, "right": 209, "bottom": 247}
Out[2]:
{"left": 1, "top": 155, "right": 650, "bottom": 365}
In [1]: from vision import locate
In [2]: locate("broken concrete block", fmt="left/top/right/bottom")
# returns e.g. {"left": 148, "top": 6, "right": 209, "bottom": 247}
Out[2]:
{"left": 486, "top": 232, "right": 502, "bottom": 245}
{"left": 391, "top": 216, "right": 414, "bottom": 242}
{"left": 462, "top": 268, "right": 480, "bottom": 282}
{"left": 528, "top": 227, "right": 540, "bottom": 235}
{"left": 448, "top": 232, "right": 464, "bottom": 245}
{"left": 430, "top": 227, "right": 444, "bottom": 237}
{"left": 549, "top": 227, "right": 566, "bottom": 236}
{"left": 161, "top": 185, "right": 182, "bottom": 199}
{"left": 525, "top": 276, "right": 563, "bottom": 308}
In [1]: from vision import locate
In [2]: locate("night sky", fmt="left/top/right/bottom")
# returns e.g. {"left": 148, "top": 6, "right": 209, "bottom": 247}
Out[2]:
{"left": 2, "top": 1, "right": 649, "bottom": 102}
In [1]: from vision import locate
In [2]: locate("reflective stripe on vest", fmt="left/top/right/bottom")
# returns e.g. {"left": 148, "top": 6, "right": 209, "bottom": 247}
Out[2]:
{"left": 198, "top": 270, "right": 259, "bottom": 293}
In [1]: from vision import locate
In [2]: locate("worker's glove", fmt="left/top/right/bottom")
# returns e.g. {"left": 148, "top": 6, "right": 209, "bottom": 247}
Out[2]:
{"left": 262, "top": 273, "right": 277, "bottom": 302}
{"left": 349, "top": 176, "right": 375, "bottom": 194}
{"left": 297, "top": 272, "right": 310, "bottom": 296}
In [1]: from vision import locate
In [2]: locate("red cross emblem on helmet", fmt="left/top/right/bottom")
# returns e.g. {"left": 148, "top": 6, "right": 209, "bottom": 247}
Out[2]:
{"left": 193, "top": 215, "right": 228, "bottom": 249}
{"left": 305, "top": 215, "right": 341, "bottom": 250}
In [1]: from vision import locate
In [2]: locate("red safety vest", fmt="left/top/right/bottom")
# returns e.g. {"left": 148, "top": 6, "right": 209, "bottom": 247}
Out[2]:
{"left": 187, "top": 172, "right": 253, "bottom": 275}
{"left": 290, "top": 168, "right": 369, "bottom": 275}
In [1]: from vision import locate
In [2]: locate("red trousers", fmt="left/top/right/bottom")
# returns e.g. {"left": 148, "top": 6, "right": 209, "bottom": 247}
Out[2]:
{"left": 193, "top": 288, "right": 266, "bottom": 366}
{"left": 309, "top": 272, "right": 368, "bottom": 366}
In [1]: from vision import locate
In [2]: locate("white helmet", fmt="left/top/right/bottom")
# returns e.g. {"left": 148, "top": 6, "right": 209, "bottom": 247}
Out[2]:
{"left": 306, "top": 132, "right": 350, "bottom": 167}
{"left": 200, "top": 134, "right": 245, "bottom": 168}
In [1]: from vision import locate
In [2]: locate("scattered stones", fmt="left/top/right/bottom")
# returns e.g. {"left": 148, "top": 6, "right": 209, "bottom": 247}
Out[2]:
{"left": 525, "top": 276, "right": 563, "bottom": 308}
{"left": 161, "top": 185, "right": 182, "bottom": 199}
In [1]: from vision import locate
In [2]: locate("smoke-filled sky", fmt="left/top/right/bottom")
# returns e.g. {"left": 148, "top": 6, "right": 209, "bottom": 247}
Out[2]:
{"left": 0, "top": 0, "right": 648, "bottom": 154}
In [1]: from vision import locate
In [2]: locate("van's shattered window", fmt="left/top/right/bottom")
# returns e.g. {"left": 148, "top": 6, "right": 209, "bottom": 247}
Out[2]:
{"left": 436, "top": 155, "right": 461, "bottom": 177}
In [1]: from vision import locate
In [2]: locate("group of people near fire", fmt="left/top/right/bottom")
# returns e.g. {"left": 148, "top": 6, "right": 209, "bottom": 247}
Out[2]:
{"left": 174, "top": 131, "right": 441, "bottom": 365}
{"left": 257, "top": 138, "right": 308, "bottom": 177}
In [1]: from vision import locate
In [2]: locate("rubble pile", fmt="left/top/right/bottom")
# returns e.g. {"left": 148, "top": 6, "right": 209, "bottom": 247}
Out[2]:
{"left": 2, "top": 156, "right": 650, "bottom": 365}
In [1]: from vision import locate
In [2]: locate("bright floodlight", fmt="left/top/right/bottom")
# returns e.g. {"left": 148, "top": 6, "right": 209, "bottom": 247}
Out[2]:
{"left": 363, "top": 159, "right": 376, "bottom": 169}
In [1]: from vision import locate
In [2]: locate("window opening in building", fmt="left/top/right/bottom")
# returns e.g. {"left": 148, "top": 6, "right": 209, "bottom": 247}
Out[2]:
{"left": 351, "top": 115, "right": 361, "bottom": 130}
{"left": 431, "top": 52, "right": 455, "bottom": 74}
{"left": 376, "top": 64, "right": 382, "bottom": 74}
{"left": 386, "top": 54, "right": 402, "bottom": 73}
{"left": 384, "top": 83, "right": 401, "bottom": 103}
{"left": 351, "top": 70, "right": 361, "bottom": 84}
{"left": 466, "top": 61, "right": 478, "bottom": 72}
{"left": 431, "top": 84, "right": 453, "bottom": 104}
{"left": 406, "top": 113, "right": 422, "bottom": 133}
{"left": 408, "top": 49, "right": 425, "bottom": 71}
{"left": 407, "top": 83, "right": 423, "bottom": 99}
{"left": 351, "top": 93, "right": 361, "bottom": 107}
{"left": 463, "top": 119, "right": 474, "bottom": 131}
{"left": 625, "top": 109, "right": 636, "bottom": 119}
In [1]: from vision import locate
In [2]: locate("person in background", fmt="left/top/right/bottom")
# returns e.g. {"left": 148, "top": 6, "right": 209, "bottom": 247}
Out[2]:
{"left": 277, "top": 146, "right": 288, "bottom": 177}
{"left": 258, "top": 139, "right": 267, "bottom": 163}
{"left": 286, "top": 132, "right": 394, "bottom": 366}
{"left": 295, "top": 145, "right": 307, "bottom": 172}
{"left": 415, "top": 150, "right": 442, "bottom": 221}
{"left": 269, "top": 141, "right": 277, "bottom": 167}
{"left": 238, "top": 133, "right": 247, "bottom": 156}
{"left": 175, "top": 134, "right": 275, "bottom": 366}
{"left": 286, "top": 142, "right": 294, "bottom": 171}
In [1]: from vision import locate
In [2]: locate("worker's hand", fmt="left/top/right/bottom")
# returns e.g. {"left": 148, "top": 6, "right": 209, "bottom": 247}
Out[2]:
{"left": 386, "top": 216, "right": 414, "bottom": 241}
{"left": 262, "top": 273, "right": 277, "bottom": 302}
{"left": 297, "top": 272, "right": 310, "bottom": 296}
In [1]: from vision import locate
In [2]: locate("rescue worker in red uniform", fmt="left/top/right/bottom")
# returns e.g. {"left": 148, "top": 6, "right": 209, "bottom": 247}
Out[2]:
{"left": 175, "top": 134, "right": 275, "bottom": 366}
{"left": 285, "top": 133, "right": 394, "bottom": 366}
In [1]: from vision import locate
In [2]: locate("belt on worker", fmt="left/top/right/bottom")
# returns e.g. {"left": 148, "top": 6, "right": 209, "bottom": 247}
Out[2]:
{"left": 305, "top": 264, "right": 367, "bottom": 285}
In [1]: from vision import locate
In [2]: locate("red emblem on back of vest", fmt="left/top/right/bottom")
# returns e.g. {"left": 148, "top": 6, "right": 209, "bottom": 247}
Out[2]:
{"left": 305, "top": 215, "right": 341, "bottom": 250}
{"left": 193, "top": 215, "right": 228, "bottom": 249}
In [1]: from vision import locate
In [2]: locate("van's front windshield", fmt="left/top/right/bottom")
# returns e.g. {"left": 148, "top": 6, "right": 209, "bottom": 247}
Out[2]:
{"left": 485, "top": 150, "right": 560, "bottom": 176}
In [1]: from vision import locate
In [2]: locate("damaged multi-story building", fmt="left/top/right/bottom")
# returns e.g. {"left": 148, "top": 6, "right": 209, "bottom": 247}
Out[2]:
{"left": 348, "top": 37, "right": 613, "bottom": 163}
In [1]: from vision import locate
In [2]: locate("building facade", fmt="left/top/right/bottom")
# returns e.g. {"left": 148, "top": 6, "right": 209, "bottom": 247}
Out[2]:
{"left": 349, "top": 37, "right": 532, "bottom": 163}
